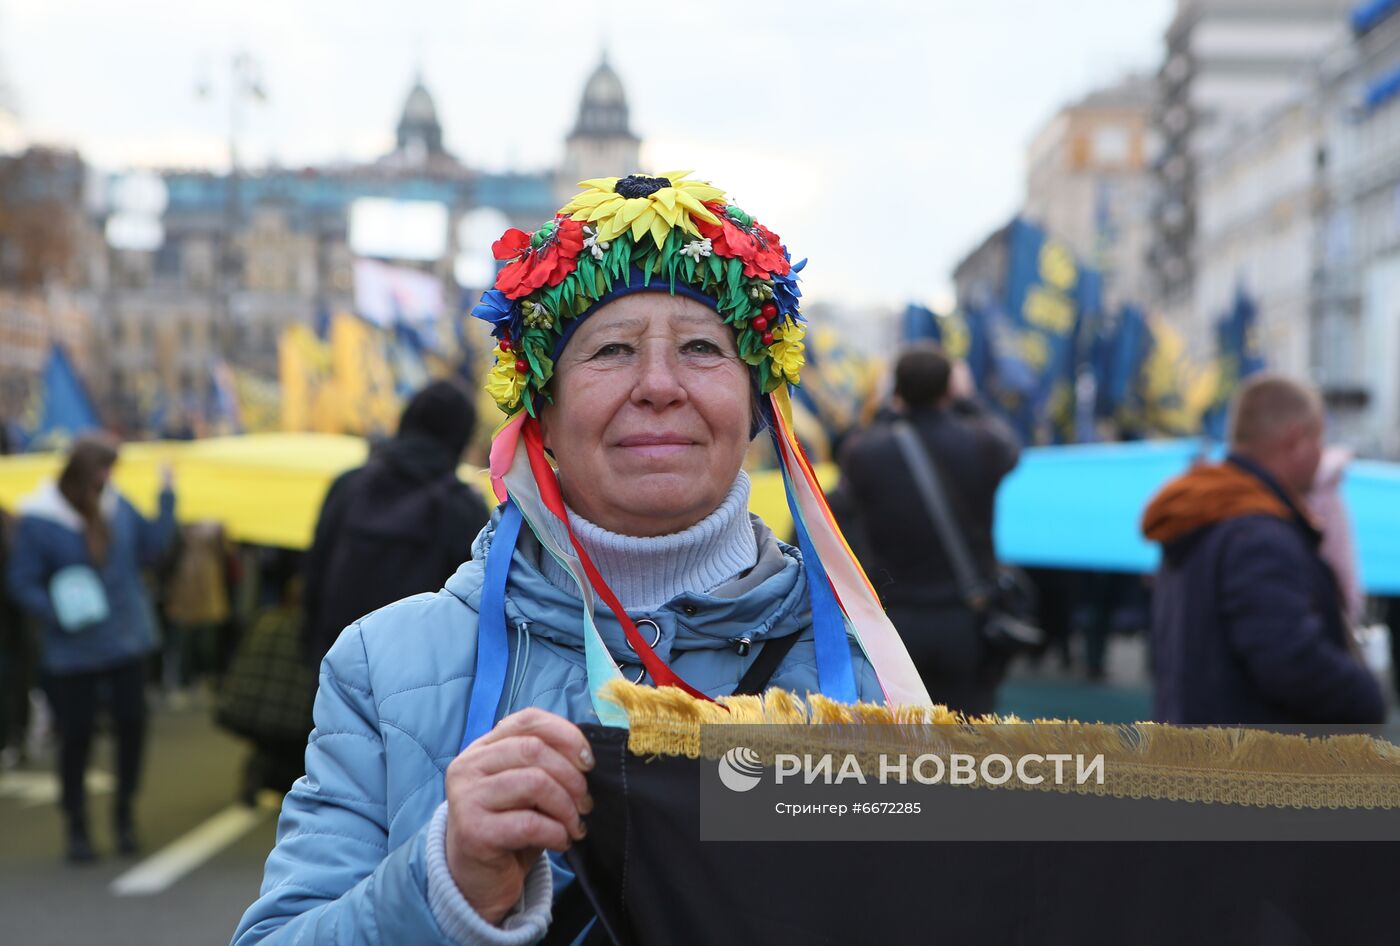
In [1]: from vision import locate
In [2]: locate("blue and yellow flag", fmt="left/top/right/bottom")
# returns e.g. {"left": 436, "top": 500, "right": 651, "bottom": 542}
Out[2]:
{"left": 961, "top": 220, "right": 1099, "bottom": 444}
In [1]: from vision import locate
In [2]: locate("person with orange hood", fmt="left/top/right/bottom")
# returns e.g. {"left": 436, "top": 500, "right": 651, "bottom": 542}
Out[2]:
{"left": 1140, "top": 375, "right": 1384, "bottom": 725}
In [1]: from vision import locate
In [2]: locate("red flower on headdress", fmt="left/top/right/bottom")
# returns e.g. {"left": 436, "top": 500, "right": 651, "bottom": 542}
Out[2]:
{"left": 696, "top": 202, "right": 791, "bottom": 279}
{"left": 492, "top": 217, "right": 586, "bottom": 299}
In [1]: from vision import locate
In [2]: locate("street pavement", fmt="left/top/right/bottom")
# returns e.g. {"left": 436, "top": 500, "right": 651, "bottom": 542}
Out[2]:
{"left": 0, "top": 636, "right": 1156, "bottom": 945}
{"left": 998, "top": 633, "right": 1154, "bottom": 722}
{"left": 0, "top": 698, "right": 278, "bottom": 946}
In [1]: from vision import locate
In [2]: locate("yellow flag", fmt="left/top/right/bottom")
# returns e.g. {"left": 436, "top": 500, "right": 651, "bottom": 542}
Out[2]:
{"left": 330, "top": 313, "right": 399, "bottom": 437}
{"left": 278, "top": 324, "right": 336, "bottom": 432}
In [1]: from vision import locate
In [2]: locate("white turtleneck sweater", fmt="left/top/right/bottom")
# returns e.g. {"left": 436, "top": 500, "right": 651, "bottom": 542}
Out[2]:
{"left": 538, "top": 471, "right": 758, "bottom": 612}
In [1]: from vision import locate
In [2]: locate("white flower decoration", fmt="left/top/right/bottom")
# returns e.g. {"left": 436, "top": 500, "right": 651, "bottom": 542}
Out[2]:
{"left": 679, "top": 238, "right": 713, "bottom": 261}
{"left": 583, "top": 225, "right": 610, "bottom": 261}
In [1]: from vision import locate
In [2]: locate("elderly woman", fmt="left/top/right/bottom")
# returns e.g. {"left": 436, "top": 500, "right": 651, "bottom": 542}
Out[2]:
{"left": 233, "top": 172, "right": 926, "bottom": 945}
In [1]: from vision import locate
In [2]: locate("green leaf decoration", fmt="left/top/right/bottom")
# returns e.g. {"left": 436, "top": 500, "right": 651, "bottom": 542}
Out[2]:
{"left": 540, "top": 281, "right": 564, "bottom": 316}
{"left": 682, "top": 254, "right": 697, "bottom": 284}
{"left": 526, "top": 349, "right": 554, "bottom": 390}
{"left": 573, "top": 254, "right": 598, "bottom": 290}
{"left": 608, "top": 237, "right": 630, "bottom": 278}
{"left": 724, "top": 257, "right": 743, "bottom": 295}
{"left": 707, "top": 252, "right": 724, "bottom": 282}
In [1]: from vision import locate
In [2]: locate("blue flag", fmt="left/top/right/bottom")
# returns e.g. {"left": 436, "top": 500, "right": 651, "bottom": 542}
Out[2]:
{"left": 900, "top": 303, "right": 941, "bottom": 344}
{"left": 1093, "top": 304, "right": 1150, "bottom": 422}
{"left": 961, "top": 301, "right": 994, "bottom": 393}
{"left": 22, "top": 345, "right": 102, "bottom": 450}
{"left": 1204, "top": 285, "right": 1265, "bottom": 440}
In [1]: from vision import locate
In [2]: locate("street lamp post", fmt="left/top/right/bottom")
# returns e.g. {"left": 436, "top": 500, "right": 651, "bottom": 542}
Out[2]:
{"left": 199, "top": 51, "right": 267, "bottom": 366}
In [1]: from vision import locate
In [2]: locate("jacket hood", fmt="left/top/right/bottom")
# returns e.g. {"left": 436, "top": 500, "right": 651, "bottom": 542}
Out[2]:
{"left": 374, "top": 433, "right": 461, "bottom": 484}
{"left": 1141, "top": 460, "right": 1293, "bottom": 546}
{"left": 445, "top": 509, "right": 809, "bottom": 666}
{"left": 19, "top": 480, "right": 119, "bottom": 533}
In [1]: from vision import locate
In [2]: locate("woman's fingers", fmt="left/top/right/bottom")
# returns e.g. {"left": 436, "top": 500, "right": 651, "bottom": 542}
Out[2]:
{"left": 476, "top": 708, "right": 595, "bottom": 773}
{"left": 466, "top": 735, "right": 592, "bottom": 811}
{"left": 472, "top": 809, "right": 575, "bottom": 855}
{"left": 472, "top": 768, "right": 587, "bottom": 839}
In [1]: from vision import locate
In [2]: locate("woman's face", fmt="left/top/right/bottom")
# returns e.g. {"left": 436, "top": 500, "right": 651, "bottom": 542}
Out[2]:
{"left": 540, "top": 293, "right": 752, "bottom": 537}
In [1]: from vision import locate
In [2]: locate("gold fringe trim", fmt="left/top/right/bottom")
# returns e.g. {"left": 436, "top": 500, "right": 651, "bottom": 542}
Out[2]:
{"left": 602, "top": 680, "right": 1400, "bottom": 810}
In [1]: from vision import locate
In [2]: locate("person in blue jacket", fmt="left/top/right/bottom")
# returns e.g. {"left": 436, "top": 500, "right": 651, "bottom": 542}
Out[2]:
{"left": 232, "top": 172, "right": 928, "bottom": 946}
{"left": 7, "top": 434, "right": 176, "bottom": 862}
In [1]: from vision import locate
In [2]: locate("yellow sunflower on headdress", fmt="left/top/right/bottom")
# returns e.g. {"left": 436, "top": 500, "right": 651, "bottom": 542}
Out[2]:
{"left": 559, "top": 171, "right": 726, "bottom": 250}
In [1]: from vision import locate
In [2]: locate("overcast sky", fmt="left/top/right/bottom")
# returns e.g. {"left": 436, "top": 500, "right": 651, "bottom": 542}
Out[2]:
{"left": 1, "top": 0, "right": 1172, "bottom": 308}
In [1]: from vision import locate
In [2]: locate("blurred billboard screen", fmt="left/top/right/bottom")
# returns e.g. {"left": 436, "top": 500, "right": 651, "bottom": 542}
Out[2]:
{"left": 348, "top": 197, "right": 448, "bottom": 262}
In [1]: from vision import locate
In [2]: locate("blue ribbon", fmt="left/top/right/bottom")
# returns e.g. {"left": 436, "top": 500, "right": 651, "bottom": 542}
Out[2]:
{"left": 460, "top": 500, "right": 523, "bottom": 751}
{"left": 770, "top": 429, "right": 858, "bottom": 703}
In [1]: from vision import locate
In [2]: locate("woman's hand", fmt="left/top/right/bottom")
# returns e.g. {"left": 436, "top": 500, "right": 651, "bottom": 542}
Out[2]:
{"left": 443, "top": 708, "right": 594, "bottom": 926}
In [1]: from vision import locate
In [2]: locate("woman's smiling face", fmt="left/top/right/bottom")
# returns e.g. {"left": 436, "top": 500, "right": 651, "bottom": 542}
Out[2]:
{"left": 540, "top": 293, "right": 752, "bottom": 537}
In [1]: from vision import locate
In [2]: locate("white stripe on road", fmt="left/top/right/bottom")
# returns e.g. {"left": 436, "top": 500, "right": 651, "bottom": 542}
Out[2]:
{"left": 110, "top": 797, "right": 277, "bottom": 896}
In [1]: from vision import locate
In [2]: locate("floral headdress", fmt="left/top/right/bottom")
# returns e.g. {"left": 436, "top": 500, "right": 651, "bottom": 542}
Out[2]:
{"left": 457, "top": 172, "right": 928, "bottom": 750}
{"left": 471, "top": 171, "right": 807, "bottom": 415}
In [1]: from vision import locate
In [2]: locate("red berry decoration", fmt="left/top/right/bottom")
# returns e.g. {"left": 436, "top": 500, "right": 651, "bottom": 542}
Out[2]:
{"left": 515, "top": 358, "right": 528, "bottom": 374}
{"left": 499, "top": 339, "right": 512, "bottom": 353}
{"left": 761, "top": 303, "right": 778, "bottom": 319}
{"left": 761, "top": 330, "right": 775, "bottom": 346}
{"left": 753, "top": 316, "right": 769, "bottom": 331}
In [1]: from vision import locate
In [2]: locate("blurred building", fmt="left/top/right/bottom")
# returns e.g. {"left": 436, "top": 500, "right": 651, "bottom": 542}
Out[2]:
{"left": 1194, "top": 95, "right": 1325, "bottom": 383}
{"left": 1315, "top": 0, "right": 1400, "bottom": 453}
{"left": 0, "top": 146, "right": 87, "bottom": 290}
{"left": 1024, "top": 74, "right": 1155, "bottom": 311}
{"left": 1149, "top": 0, "right": 1353, "bottom": 339}
{"left": 79, "top": 54, "right": 640, "bottom": 434}
{"left": 1192, "top": 0, "right": 1400, "bottom": 455}
{"left": 0, "top": 146, "right": 99, "bottom": 424}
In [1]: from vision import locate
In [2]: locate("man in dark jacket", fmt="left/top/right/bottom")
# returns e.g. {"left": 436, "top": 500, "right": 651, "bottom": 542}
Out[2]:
{"left": 302, "top": 381, "right": 490, "bottom": 667}
{"left": 838, "top": 344, "right": 1020, "bottom": 714}
{"left": 1141, "top": 374, "right": 1385, "bottom": 725}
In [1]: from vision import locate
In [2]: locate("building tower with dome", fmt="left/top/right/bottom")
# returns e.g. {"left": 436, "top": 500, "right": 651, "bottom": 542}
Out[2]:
{"left": 381, "top": 73, "right": 463, "bottom": 175}
{"left": 557, "top": 53, "right": 642, "bottom": 202}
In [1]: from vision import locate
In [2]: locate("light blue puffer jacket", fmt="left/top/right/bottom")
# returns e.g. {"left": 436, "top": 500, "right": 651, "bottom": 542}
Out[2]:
{"left": 233, "top": 511, "right": 882, "bottom": 945}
